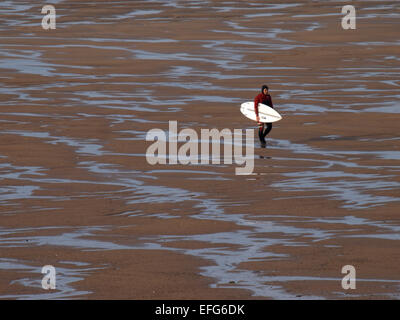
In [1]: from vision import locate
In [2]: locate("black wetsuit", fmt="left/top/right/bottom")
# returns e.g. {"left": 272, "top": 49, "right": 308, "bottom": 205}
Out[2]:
{"left": 258, "top": 122, "right": 272, "bottom": 143}
{"left": 254, "top": 92, "right": 273, "bottom": 144}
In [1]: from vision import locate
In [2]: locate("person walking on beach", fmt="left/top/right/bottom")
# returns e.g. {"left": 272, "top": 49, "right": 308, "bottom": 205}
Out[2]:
{"left": 254, "top": 84, "right": 273, "bottom": 146}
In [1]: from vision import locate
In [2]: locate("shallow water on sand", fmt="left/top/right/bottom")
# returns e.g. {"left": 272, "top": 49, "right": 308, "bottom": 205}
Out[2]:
{"left": 1, "top": 0, "right": 399, "bottom": 299}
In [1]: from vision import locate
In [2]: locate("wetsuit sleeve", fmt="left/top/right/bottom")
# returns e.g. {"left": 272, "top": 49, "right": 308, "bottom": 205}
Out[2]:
{"left": 269, "top": 96, "right": 274, "bottom": 109}
{"left": 254, "top": 95, "right": 260, "bottom": 117}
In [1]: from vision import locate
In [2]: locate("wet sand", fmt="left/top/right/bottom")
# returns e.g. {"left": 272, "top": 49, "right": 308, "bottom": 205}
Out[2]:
{"left": 0, "top": 1, "right": 399, "bottom": 299}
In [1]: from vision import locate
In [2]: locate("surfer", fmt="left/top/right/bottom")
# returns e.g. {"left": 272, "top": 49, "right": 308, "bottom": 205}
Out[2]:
{"left": 254, "top": 85, "right": 274, "bottom": 146}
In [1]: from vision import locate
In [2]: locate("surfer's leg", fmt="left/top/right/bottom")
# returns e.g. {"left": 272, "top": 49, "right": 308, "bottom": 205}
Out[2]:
{"left": 262, "top": 123, "right": 272, "bottom": 138}
{"left": 258, "top": 124, "right": 266, "bottom": 143}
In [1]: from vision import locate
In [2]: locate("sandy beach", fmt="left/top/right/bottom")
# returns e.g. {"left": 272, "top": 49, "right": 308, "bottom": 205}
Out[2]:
{"left": 0, "top": 0, "right": 399, "bottom": 299}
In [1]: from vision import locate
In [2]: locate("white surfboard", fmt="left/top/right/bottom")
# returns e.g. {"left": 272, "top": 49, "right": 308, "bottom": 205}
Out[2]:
{"left": 240, "top": 101, "right": 282, "bottom": 123}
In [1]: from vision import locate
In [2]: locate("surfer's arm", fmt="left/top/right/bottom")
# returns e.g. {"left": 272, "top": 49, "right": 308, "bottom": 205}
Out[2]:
{"left": 254, "top": 96, "right": 260, "bottom": 121}
{"left": 269, "top": 96, "right": 274, "bottom": 109}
